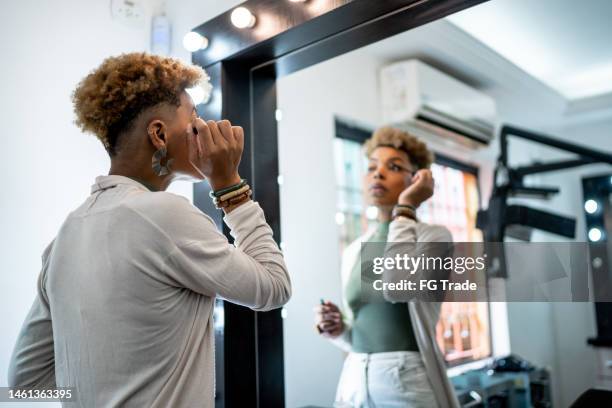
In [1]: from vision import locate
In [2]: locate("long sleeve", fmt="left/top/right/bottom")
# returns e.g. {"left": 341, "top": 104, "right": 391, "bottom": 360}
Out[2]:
{"left": 8, "top": 240, "right": 56, "bottom": 388}
{"left": 382, "top": 217, "right": 453, "bottom": 303}
{"left": 161, "top": 200, "right": 291, "bottom": 312}
{"left": 386, "top": 216, "right": 452, "bottom": 247}
{"left": 328, "top": 320, "right": 353, "bottom": 353}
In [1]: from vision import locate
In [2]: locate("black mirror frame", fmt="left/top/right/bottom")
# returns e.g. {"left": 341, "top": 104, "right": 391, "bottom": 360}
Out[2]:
{"left": 190, "top": 1, "right": 486, "bottom": 407}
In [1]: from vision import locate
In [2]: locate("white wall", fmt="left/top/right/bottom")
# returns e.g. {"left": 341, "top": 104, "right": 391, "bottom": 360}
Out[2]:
{"left": 165, "top": 0, "right": 243, "bottom": 65}
{"left": 0, "top": 0, "right": 240, "bottom": 405}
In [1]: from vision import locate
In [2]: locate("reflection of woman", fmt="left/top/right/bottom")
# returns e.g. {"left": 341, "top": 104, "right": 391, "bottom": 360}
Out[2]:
{"left": 8, "top": 53, "right": 291, "bottom": 407}
{"left": 314, "top": 127, "right": 458, "bottom": 408}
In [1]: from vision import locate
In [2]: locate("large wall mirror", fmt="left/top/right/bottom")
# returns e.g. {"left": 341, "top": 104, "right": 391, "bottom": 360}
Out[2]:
{"left": 193, "top": 1, "right": 612, "bottom": 407}
{"left": 275, "top": 15, "right": 511, "bottom": 407}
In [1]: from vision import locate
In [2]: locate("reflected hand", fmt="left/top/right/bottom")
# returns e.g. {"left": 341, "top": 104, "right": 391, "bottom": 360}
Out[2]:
{"left": 398, "top": 169, "right": 434, "bottom": 208}
{"left": 313, "top": 301, "right": 344, "bottom": 339}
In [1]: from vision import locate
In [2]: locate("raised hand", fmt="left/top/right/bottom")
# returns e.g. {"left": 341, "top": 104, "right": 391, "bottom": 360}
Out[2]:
{"left": 191, "top": 118, "right": 244, "bottom": 191}
{"left": 398, "top": 168, "right": 434, "bottom": 208}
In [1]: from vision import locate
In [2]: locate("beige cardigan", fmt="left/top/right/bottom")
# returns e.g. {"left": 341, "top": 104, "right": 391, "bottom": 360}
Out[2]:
{"left": 8, "top": 175, "right": 291, "bottom": 408}
{"left": 330, "top": 217, "right": 460, "bottom": 408}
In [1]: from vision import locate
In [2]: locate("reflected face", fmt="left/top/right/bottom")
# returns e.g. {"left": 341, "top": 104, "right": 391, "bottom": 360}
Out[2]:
{"left": 364, "top": 146, "right": 415, "bottom": 206}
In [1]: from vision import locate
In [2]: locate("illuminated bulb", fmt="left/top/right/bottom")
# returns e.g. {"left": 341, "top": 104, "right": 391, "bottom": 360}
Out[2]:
{"left": 277, "top": 175, "right": 284, "bottom": 186}
{"left": 186, "top": 76, "right": 213, "bottom": 106}
{"left": 366, "top": 206, "right": 379, "bottom": 220}
{"left": 186, "top": 86, "right": 205, "bottom": 105}
{"left": 231, "top": 7, "right": 256, "bottom": 29}
{"left": 593, "top": 257, "right": 603, "bottom": 269}
{"left": 584, "top": 199, "right": 598, "bottom": 214}
{"left": 182, "top": 31, "right": 209, "bottom": 52}
{"left": 275, "top": 109, "right": 283, "bottom": 122}
{"left": 588, "top": 227, "right": 602, "bottom": 242}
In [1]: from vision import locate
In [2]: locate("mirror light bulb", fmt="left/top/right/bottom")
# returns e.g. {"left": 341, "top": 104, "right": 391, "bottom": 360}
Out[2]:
{"left": 182, "top": 31, "right": 208, "bottom": 52}
{"left": 231, "top": 7, "right": 256, "bottom": 29}
{"left": 186, "top": 86, "right": 205, "bottom": 105}
{"left": 588, "top": 227, "right": 602, "bottom": 242}
{"left": 584, "top": 199, "right": 598, "bottom": 214}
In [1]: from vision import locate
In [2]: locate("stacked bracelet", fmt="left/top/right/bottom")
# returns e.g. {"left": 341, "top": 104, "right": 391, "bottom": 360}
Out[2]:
{"left": 213, "top": 189, "right": 252, "bottom": 209}
{"left": 396, "top": 203, "right": 417, "bottom": 211}
{"left": 217, "top": 184, "right": 250, "bottom": 202}
{"left": 209, "top": 179, "right": 252, "bottom": 209}
{"left": 209, "top": 179, "right": 247, "bottom": 199}
{"left": 392, "top": 204, "right": 418, "bottom": 221}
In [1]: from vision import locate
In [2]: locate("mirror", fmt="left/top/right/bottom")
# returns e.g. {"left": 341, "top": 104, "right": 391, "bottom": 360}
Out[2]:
{"left": 276, "top": 1, "right": 612, "bottom": 407}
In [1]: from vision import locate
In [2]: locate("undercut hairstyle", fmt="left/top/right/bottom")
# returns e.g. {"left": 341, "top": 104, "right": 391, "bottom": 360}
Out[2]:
{"left": 72, "top": 52, "right": 204, "bottom": 156}
{"left": 364, "top": 126, "right": 434, "bottom": 169}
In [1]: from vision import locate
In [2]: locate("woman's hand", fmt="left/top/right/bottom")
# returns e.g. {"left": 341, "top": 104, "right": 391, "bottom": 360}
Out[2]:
{"left": 192, "top": 118, "right": 244, "bottom": 190}
{"left": 398, "top": 169, "right": 434, "bottom": 208}
{"left": 313, "top": 301, "right": 344, "bottom": 339}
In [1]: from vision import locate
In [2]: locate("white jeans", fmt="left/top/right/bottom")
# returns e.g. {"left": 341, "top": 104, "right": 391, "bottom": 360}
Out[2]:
{"left": 334, "top": 351, "right": 439, "bottom": 408}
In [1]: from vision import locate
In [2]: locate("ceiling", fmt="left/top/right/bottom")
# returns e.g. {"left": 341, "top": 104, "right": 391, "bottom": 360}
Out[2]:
{"left": 446, "top": 0, "right": 612, "bottom": 101}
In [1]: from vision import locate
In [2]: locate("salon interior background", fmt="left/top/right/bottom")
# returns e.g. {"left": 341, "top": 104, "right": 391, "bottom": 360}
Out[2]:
{"left": 2, "top": 1, "right": 612, "bottom": 408}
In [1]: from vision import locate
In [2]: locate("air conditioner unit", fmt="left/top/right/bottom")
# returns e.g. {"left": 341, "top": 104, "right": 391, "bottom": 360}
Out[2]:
{"left": 380, "top": 59, "right": 496, "bottom": 148}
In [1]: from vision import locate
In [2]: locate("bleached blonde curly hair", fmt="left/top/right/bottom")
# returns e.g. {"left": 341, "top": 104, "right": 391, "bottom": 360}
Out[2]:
{"left": 72, "top": 52, "right": 204, "bottom": 156}
{"left": 364, "top": 126, "right": 434, "bottom": 169}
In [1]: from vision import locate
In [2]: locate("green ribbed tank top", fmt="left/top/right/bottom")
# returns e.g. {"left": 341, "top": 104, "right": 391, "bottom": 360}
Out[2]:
{"left": 345, "top": 221, "right": 419, "bottom": 353}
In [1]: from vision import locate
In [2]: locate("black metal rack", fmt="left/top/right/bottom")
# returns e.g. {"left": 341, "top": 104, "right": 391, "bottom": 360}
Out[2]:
{"left": 476, "top": 125, "right": 612, "bottom": 278}
{"left": 478, "top": 124, "right": 612, "bottom": 244}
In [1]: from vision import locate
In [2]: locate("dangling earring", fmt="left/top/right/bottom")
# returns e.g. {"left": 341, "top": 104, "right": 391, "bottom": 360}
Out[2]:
{"left": 152, "top": 146, "right": 174, "bottom": 176}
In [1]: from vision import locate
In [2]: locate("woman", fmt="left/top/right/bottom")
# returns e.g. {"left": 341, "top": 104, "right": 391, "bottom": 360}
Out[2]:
{"left": 314, "top": 127, "right": 458, "bottom": 408}
{"left": 8, "top": 53, "right": 291, "bottom": 407}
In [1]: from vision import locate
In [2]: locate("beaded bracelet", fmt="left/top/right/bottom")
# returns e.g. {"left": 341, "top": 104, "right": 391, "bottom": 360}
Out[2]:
{"left": 392, "top": 205, "right": 417, "bottom": 221}
{"left": 213, "top": 189, "right": 252, "bottom": 209}
{"left": 395, "top": 203, "right": 417, "bottom": 211}
{"left": 216, "top": 184, "right": 251, "bottom": 202}
{"left": 208, "top": 179, "right": 247, "bottom": 199}
{"left": 213, "top": 189, "right": 252, "bottom": 208}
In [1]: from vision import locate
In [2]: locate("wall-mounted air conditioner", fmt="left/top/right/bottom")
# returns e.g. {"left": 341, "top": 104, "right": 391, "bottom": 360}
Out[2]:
{"left": 380, "top": 59, "right": 497, "bottom": 148}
